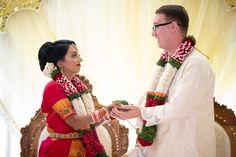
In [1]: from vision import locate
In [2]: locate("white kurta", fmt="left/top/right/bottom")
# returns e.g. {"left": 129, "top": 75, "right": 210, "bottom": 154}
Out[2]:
{"left": 133, "top": 49, "right": 216, "bottom": 157}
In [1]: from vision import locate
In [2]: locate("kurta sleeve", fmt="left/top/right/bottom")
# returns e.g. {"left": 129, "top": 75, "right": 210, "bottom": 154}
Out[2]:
{"left": 42, "top": 81, "right": 76, "bottom": 120}
{"left": 141, "top": 52, "right": 215, "bottom": 126}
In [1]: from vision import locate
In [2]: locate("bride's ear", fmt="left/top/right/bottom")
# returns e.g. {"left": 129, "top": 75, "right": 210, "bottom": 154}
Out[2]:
{"left": 57, "top": 60, "right": 63, "bottom": 69}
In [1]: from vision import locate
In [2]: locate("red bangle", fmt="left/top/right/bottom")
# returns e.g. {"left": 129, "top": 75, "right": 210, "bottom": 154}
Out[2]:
{"left": 91, "top": 107, "right": 110, "bottom": 123}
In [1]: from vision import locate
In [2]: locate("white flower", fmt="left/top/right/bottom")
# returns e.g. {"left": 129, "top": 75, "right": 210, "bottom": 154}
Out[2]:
{"left": 148, "top": 65, "right": 164, "bottom": 91}
{"left": 71, "top": 98, "right": 87, "bottom": 115}
{"left": 43, "top": 62, "right": 57, "bottom": 78}
{"left": 155, "top": 63, "right": 178, "bottom": 94}
{"left": 82, "top": 94, "right": 95, "bottom": 114}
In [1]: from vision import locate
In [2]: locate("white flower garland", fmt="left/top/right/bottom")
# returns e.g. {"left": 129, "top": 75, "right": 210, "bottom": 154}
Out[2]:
{"left": 156, "top": 63, "right": 177, "bottom": 93}
{"left": 136, "top": 36, "right": 195, "bottom": 149}
{"left": 149, "top": 38, "right": 194, "bottom": 95}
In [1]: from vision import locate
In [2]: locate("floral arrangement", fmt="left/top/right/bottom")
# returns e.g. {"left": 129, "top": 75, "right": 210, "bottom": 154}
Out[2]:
{"left": 43, "top": 64, "right": 108, "bottom": 157}
{"left": 137, "top": 35, "right": 196, "bottom": 147}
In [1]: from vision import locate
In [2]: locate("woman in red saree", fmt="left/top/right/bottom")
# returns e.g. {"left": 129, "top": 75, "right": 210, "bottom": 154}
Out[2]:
{"left": 38, "top": 40, "right": 114, "bottom": 157}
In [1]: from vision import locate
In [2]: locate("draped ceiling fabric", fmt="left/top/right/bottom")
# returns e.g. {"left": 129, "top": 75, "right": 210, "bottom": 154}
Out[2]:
{"left": 0, "top": 0, "right": 236, "bottom": 156}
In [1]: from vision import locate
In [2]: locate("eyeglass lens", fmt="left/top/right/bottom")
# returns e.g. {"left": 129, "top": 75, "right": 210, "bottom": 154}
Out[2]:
{"left": 152, "top": 21, "right": 173, "bottom": 31}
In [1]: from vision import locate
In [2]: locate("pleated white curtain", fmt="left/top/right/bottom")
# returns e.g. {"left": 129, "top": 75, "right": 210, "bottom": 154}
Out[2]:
{"left": 0, "top": 0, "right": 236, "bottom": 156}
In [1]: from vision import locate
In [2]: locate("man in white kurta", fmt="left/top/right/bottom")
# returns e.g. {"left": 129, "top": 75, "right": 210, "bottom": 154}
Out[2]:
{"left": 138, "top": 48, "right": 216, "bottom": 157}
{"left": 111, "top": 4, "right": 216, "bottom": 157}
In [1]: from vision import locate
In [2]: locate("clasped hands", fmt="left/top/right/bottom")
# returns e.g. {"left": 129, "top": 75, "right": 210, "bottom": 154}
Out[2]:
{"left": 106, "top": 103, "right": 141, "bottom": 120}
{"left": 91, "top": 102, "right": 141, "bottom": 124}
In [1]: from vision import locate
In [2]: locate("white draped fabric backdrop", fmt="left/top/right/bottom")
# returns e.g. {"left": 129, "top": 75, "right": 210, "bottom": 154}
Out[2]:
{"left": 0, "top": 0, "right": 236, "bottom": 156}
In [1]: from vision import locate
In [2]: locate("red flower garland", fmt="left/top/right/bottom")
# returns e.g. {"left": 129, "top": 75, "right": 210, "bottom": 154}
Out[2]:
{"left": 82, "top": 127, "right": 107, "bottom": 157}
{"left": 53, "top": 72, "right": 108, "bottom": 156}
{"left": 137, "top": 36, "right": 196, "bottom": 147}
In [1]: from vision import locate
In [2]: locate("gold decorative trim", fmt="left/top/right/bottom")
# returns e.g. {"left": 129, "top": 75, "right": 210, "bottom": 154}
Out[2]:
{"left": 0, "top": 0, "right": 41, "bottom": 32}
{"left": 224, "top": 0, "right": 236, "bottom": 9}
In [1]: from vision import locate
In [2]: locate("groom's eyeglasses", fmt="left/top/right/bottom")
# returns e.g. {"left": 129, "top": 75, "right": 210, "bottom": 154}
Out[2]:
{"left": 152, "top": 21, "right": 180, "bottom": 31}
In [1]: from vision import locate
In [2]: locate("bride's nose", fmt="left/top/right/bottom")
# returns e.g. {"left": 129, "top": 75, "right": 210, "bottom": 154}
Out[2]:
{"left": 78, "top": 56, "right": 83, "bottom": 62}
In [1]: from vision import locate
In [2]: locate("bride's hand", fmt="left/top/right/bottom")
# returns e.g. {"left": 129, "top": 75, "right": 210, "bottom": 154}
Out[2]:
{"left": 111, "top": 105, "right": 141, "bottom": 120}
{"left": 104, "top": 103, "right": 122, "bottom": 120}
{"left": 105, "top": 102, "right": 122, "bottom": 112}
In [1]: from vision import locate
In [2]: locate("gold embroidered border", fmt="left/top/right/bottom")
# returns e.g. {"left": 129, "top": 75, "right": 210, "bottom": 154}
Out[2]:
{"left": 52, "top": 98, "right": 75, "bottom": 120}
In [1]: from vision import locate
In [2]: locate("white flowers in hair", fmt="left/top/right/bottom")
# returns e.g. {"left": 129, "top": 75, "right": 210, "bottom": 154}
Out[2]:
{"left": 43, "top": 62, "right": 57, "bottom": 78}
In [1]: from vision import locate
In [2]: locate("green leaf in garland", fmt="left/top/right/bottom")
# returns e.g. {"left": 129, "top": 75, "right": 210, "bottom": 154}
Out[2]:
{"left": 156, "top": 59, "right": 167, "bottom": 67}
{"left": 112, "top": 100, "right": 129, "bottom": 105}
{"left": 169, "top": 58, "right": 181, "bottom": 69}
{"left": 146, "top": 93, "right": 166, "bottom": 102}
{"left": 51, "top": 69, "right": 61, "bottom": 79}
{"left": 79, "top": 124, "right": 95, "bottom": 134}
{"left": 95, "top": 152, "right": 109, "bottom": 157}
{"left": 138, "top": 125, "right": 157, "bottom": 141}
{"left": 84, "top": 89, "right": 90, "bottom": 94}
{"left": 68, "top": 93, "right": 81, "bottom": 100}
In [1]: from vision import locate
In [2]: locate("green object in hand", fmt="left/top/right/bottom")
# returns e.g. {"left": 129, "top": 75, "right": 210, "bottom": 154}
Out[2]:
{"left": 112, "top": 100, "right": 129, "bottom": 105}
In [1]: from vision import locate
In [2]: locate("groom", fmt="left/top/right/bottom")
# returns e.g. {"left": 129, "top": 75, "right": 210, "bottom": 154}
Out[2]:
{"left": 111, "top": 5, "right": 216, "bottom": 157}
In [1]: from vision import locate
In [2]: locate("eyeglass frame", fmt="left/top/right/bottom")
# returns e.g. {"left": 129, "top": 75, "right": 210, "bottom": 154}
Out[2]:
{"left": 152, "top": 21, "right": 180, "bottom": 31}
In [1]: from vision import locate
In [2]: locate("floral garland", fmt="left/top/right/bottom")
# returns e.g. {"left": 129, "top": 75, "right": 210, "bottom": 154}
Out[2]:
{"left": 43, "top": 64, "right": 108, "bottom": 157}
{"left": 137, "top": 35, "right": 196, "bottom": 147}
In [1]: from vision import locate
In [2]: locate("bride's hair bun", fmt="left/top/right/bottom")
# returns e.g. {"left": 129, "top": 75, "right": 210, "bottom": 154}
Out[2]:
{"left": 38, "top": 40, "right": 75, "bottom": 71}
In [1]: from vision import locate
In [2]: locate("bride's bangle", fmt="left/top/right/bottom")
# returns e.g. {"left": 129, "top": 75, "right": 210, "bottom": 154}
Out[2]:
{"left": 91, "top": 107, "right": 110, "bottom": 123}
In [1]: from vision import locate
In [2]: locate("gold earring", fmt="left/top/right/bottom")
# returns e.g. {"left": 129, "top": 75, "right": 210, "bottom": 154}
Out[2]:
{"left": 59, "top": 66, "right": 64, "bottom": 74}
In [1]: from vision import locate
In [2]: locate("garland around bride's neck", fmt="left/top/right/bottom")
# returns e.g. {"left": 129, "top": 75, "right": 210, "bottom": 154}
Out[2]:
{"left": 43, "top": 63, "right": 95, "bottom": 116}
